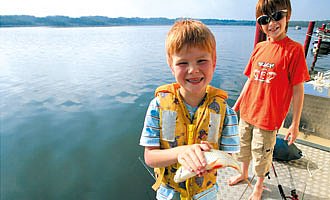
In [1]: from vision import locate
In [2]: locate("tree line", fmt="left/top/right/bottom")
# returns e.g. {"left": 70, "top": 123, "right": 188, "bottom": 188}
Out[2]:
{"left": 0, "top": 15, "right": 328, "bottom": 27}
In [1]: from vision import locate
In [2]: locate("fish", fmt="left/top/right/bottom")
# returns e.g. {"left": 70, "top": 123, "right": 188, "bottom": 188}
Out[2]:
{"left": 174, "top": 149, "right": 241, "bottom": 183}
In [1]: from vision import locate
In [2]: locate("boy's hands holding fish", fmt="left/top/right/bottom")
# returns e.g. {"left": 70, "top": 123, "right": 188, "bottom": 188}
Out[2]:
{"left": 177, "top": 141, "right": 213, "bottom": 177}
{"left": 144, "top": 141, "right": 213, "bottom": 177}
{"left": 145, "top": 140, "right": 242, "bottom": 183}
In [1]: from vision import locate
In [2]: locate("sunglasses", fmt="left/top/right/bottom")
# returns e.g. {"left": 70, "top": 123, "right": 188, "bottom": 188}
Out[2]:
{"left": 257, "top": 10, "right": 288, "bottom": 25}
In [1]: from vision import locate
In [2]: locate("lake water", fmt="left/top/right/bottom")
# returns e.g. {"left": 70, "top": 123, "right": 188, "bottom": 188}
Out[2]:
{"left": 1, "top": 25, "right": 329, "bottom": 200}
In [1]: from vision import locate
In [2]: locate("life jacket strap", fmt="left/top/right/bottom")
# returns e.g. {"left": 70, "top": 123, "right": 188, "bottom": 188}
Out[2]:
{"left": 180, "top": 178, "right": 192, "bottom": 200}
{"left": 152, "top": 167, "right": 165, "bottom": 191}
{"left": 187, "top": 124, "right": 195, "bottom": 145}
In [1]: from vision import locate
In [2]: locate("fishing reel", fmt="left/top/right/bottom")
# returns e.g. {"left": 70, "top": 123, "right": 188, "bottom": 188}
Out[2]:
{"left": 285, "top": 189, "right": 299, "bottom": 200}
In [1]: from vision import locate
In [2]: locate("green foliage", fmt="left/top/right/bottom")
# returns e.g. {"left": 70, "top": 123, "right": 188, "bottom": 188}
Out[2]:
{"left": 0, "top": 15, "right": 329, "bottom": 27}
{"left": 0, "top": 15, "right": 176, "bottom": 27}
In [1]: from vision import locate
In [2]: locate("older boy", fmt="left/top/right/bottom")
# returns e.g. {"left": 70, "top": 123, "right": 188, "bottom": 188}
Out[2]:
{"left": 229, "top": 1, "right": 310, "bottom": 199}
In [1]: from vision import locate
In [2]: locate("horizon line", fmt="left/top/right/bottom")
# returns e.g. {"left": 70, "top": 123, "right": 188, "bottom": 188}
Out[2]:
{"left": 1, "top": 14, "right": 324, "bottom": 22}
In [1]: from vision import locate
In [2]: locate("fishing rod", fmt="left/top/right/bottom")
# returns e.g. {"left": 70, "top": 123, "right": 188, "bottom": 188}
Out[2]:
{"left": 272, "top": 162, "right": 299, "bottom": 200}
{"left": 272, "top": 163, "right": 286, "bottom": 200}
{"left": 287, "top": 165, "right": 300, "bottom": 200}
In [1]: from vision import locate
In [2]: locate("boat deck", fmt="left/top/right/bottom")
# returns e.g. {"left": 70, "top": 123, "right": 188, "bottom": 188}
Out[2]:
{"left": 217, "top": 136, "right": 330, "bottom": 200}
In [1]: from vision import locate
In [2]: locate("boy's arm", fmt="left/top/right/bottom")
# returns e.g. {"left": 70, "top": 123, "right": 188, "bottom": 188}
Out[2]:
{"left": 284, "top": 83, "right": 304, "bottom": 145}
{"left": 144, "top": 146, "right": 185, "bottom": 168}
{"left": 144, "top": 141, "right": 212, "bottom": 174}
{"left": 233, "top": 78, "right": 250, "bottom": 111}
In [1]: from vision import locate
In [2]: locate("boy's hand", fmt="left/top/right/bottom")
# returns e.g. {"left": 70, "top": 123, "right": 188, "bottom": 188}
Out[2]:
{"left": 177, "top": 141, "right": 212, "bottom": 176}
{"left": 285, "top": 124, "right": 299, "bottom": 145}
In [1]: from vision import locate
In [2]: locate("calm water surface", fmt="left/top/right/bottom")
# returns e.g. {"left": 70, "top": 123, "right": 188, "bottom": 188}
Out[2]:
{"left": 0, "top": 26, "right": 329, "bottom": 200}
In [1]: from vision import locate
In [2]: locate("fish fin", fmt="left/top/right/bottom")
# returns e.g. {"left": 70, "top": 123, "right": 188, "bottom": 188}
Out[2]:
{"left": 208, "top": 160, "right": 223, "bottom": 170}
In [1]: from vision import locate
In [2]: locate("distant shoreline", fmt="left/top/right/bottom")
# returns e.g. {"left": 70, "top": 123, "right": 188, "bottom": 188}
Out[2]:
{"left": 0, "top": 15, "right": 328, "bottom": 28}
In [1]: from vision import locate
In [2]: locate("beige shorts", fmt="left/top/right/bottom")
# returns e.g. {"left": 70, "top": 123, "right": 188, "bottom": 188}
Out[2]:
{"left": 236, "top": 119, "right": 277, "bottom": 177}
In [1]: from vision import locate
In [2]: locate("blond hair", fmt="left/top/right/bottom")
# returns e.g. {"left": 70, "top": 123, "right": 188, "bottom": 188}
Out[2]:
{"left": 165, "top": 19, "right": 216, "bottom": 63}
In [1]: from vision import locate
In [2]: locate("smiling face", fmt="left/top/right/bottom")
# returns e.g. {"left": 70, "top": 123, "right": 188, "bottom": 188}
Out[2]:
{"left": 261, "top": 13, "right": 288, "bottom": 41}
{"left": 165, "top": 19, "right": 217, "bottom": 105}
{"left": 255, "top": 0, "right": 292, "bottom": 41}
{"left": 169, "top": 45, "right": 216, "bottom": 101}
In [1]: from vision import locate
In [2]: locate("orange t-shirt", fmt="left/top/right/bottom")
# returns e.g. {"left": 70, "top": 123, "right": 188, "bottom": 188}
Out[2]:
{"left": 239, "top": 36, "right": 310, "bottom": 130}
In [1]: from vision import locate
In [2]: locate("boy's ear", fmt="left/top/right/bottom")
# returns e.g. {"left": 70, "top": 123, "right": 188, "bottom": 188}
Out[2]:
{"left": 286, "top": 15, "right": 291, "bottom": 22}
{"left": 212, "top": 54, "right": 217, "bottom": 70}
{"left": 169, "top": 65, "right": 175, "bottom": 74}
{"left": 287, "top": 12, "right": 291, "bottom": 21}
{"left": 167, "top": 57, "right": 174, "bottom": 72}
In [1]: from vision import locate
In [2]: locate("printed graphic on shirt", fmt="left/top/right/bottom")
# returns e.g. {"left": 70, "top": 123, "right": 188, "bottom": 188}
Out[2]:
{"left": 253, "top": 62, "right": 277, "bottom": 83}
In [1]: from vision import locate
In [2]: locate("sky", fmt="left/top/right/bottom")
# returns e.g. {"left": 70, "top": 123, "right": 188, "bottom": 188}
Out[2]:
{"left": 0, "top": 0, "right": 329, "bottom": 21}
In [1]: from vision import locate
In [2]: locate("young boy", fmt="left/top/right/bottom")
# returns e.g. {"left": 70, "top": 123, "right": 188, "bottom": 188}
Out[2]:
{"left": 228, "top": 0, "right": 310, "bottom": 199}
{"left": 139, "top": 19, "right": 240, "bottom": 200}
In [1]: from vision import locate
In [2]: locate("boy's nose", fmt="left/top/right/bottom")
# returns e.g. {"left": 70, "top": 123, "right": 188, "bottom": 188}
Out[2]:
{"left": 269, "top": 18, "right": 277, "bottom": 24}
{"left": 188, "top": 64, "right": 200, "bottom": 73}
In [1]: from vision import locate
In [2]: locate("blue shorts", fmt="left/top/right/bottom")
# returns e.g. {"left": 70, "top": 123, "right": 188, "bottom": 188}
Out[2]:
{"left": 156, "top": 184, "right": 218, "bottom": 200}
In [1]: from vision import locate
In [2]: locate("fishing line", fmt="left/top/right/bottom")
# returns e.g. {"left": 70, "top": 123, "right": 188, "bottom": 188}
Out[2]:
{"left": 238, "top": 174, "right": 255, "bottom": 200}
{"left": 301, "top": 151, "right": 328, "bottom": 178}
{"left": 138, "top": 156, "right": 156, "bottom": 180}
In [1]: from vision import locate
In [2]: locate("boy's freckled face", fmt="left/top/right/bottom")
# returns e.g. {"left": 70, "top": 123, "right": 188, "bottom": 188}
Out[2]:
{"left": 169, "top": 46, "right": 216, "bottom": 97}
